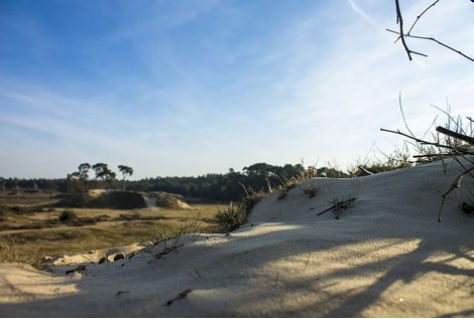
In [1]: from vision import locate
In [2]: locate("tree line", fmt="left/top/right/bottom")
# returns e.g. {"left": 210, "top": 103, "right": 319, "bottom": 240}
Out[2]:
{"left": 1, "top": 162, "right": 348, "bottom": 202}
{"left": 66, "top": 163, "right": 134, "bottom": 193}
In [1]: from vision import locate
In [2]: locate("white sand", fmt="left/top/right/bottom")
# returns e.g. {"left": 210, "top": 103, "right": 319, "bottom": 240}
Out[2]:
{"left": 1, "top": 158, "right": 473, "bottom": 317}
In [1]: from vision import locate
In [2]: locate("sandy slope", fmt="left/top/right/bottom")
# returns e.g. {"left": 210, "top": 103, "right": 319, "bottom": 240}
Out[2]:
{"left": 1, "top": 159, "right": 473, "bottom": 317}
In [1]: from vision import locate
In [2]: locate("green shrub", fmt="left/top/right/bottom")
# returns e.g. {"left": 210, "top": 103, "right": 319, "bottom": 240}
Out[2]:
{"left": 87, "top": 191, "right": 147, "bottom": 209}
{"left": 59, "top": 208, "right": 77, "bottom": 222}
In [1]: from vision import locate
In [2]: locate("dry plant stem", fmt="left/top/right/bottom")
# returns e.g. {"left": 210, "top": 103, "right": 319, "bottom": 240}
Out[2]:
{"left": 380, "top": 128, "right": 455, "bottom": 151}
{"left": 357, "top": 166, "right": 373, "bottom": 176}
{"left": 239, "top": 182, "right": 250, "bottom": 198}
{"left": 432, "top": 104, "right": 463, "bottom": 133}
{"left": 380, "top": 127, "right": 474, "bottom": 157}
{"left": 317, "top": 197, "right": 357, "bottom": 216}
{"left": 399, "top": 92, "right": 416, "bottom": 138}
{"left": 436, "top": 126, "right": 474, "bottom": 144}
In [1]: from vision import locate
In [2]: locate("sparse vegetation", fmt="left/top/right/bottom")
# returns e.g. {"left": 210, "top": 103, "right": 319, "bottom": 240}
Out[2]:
{"left": 316, "top": 188, "right": 358, "bottom": 220}
{"left": 385, "top": 0, "right": 474, "bottom": 222}
{"left": 0, "top": 237, "right": 44, "bottom": 267}
{"left": 277, "top": 176, "right": 307, "bottom": 201}
{"left": 0, "top": 189, "right": 225, "bottom": 266}
{"left": 381, "top": 101, "right": 474, "bottom": 222}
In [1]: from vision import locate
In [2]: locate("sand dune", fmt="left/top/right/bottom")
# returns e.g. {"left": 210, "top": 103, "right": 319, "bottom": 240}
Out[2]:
{"left": 1, "top": 158, "right": 473, "bottom": 317}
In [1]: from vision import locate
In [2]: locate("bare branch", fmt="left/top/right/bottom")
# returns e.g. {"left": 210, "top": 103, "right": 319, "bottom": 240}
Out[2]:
{"left": 388, "top": 0, "right": 474, "bottom": 63}
{"left": 394, "top": 0, "right": 412, "bottom": 60}
{"left": 386, "top": 29, "right": 428, "bottom": 56}
{"left": 380, "top": 128, "right": 461, "bottom": 151}
{"left": 435, "top": 126, "right": 474, "bottom": 144}
{"left": 405, "top": 33, "right": 474, "bottom": 63}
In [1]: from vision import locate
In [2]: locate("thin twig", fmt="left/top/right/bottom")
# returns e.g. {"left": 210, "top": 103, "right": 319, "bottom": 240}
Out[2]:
{"left": 407, "top": 34, "right": 474, "bottom": 63}
{"left": 406, "top": 0, "right": 440, "bottom": 36}
{"left": 431, "top": 104, "right": 465, "bottom": 134}
{"left": 386, "top": 29, "right": 474, "bottom": 62}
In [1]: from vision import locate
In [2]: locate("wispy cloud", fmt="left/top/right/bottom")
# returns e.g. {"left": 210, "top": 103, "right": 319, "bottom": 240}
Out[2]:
{"left": 1, "top": 0, "right": 473, "bottom": 178}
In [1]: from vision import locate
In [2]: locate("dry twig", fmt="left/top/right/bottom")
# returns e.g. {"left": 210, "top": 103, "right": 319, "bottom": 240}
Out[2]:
{"left": 388, "top": 0, "right": 474, "bottom": 63}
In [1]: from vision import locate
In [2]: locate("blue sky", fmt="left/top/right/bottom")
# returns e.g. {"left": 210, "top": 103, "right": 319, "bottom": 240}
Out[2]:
{"left": 1, "top": 0, "right": 473, "bottom": 180}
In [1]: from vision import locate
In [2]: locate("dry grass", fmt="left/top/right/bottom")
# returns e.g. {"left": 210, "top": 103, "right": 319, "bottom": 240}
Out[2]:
{"left": 214, "top": 201, "right": 249, "bottom": 232}
{"left": 0, "top": 204, "right": 226, "bottom": 265}
{"left": 302, "top": 184, "right": 317, "bottom": 198}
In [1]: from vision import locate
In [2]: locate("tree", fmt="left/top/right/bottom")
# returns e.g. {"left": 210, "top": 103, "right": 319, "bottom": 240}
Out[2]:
{"left": 118, "top": 165, "right": 134, "bottom": 191}
{"left": 66, "top": 163, "right": 92, "bottom": 193}
{"left": 92, "top": 163, "right": 116, "bottom": 189}
{"left": 66, "top": 173, "right": 86, "bottom": 194}
{"left": 78, "top": 163, "right": 91, "bottom": 181}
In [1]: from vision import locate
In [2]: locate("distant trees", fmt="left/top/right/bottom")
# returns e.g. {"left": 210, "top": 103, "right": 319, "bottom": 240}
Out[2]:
{"left": 91, "top": 163, "right": 110, "bottom": 181}
{"left": 91, "top": 163, "right": 119, "bottom": 190}
{"left": 64, "top": 163, "right": 133, "bottom": 193}
{"left": 125, "top": 163, "right": 309, "bottom": 202}
{"left": 5, "top": 161, "right": 349, "bottom": 202}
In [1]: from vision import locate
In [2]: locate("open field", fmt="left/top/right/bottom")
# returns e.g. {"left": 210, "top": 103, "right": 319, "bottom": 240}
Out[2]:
{"left": 0, "top": 190, "right": 227, "bottom": 265}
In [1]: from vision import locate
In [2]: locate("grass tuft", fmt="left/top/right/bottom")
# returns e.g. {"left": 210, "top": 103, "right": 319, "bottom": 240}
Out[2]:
{"left": 214, "top": 201, "right": 249, "bottom": 232}
{"left": 303, "top": 184, "right": 317, "bottom": 198}
{"left": 0, "top": 237, "right": 44, "bottom": 268}
{"left": 329, "top": 194, "right": 358, "bottom": 220}
{"left": 277, "top": 189, "right": 288, "bottom": 200}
